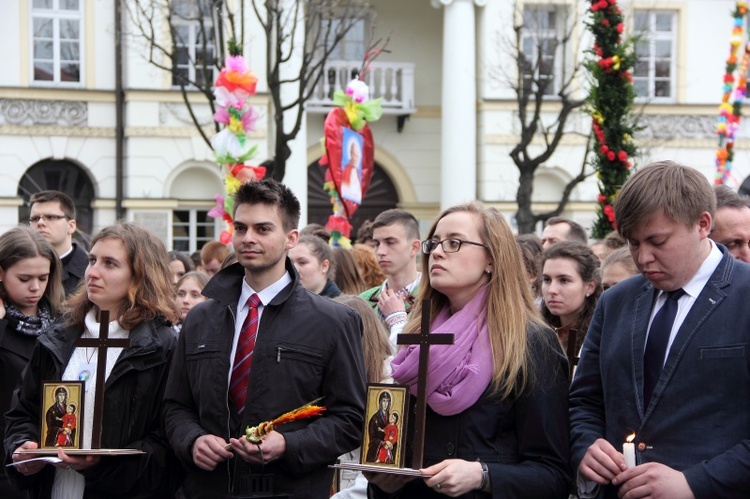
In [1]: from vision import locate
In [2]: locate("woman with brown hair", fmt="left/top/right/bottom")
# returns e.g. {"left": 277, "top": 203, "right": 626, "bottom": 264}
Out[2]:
{"left": 0, "top": 227, "right": 65, "bottom": 498}
{"left": 541, "top": 241, "right": 602, "bottom": 353}
{"left": 6, "top": 222, "right": 182, "bottom": 498}
{"left": 367, "top": 202, "right": 569, "bottom": 498}
{"left": 352, "top": 244, "right": 386, "bottom": 289}
{"left": 332, "top": 246, "right": 367, "bottom": 295}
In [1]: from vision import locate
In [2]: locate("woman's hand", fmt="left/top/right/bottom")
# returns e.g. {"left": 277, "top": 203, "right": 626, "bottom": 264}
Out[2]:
{"left": 421, "top": 459, "right": 483, "bottom": 497}
{"left": 364, "top": 470, "right": 415, "bottom": 494}
{"left": 55, "top": 447, "right": 100, "bottom": 472}
{"left": 12, "top": 441, "right": 45, "bottom": 476}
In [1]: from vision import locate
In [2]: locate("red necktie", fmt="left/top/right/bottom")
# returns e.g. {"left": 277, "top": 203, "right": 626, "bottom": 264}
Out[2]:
{"left": 229, "top": 293, "right": 261, "bottom": 414}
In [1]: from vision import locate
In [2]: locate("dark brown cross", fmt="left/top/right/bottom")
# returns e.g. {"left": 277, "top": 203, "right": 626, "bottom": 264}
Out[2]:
{"left": 565, "top": 328, "right": 580, "bottom": 381}
{"left": 74, "top": 310, "right": 130, "bottom": 448}
{"left": 396, "top": 299, "right": 454, "bottom": 470}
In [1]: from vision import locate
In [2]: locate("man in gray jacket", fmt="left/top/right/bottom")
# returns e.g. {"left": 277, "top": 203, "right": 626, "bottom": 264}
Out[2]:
{"left": 164, "top": 179, "right": 366, "bottom": 498}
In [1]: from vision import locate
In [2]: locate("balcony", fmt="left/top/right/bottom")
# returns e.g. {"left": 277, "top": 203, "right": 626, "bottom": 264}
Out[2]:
{"left": 307, "top": 60, "right": 416, "bottom": 116}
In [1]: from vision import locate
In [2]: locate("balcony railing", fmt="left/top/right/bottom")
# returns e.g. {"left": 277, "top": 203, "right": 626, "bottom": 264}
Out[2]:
{"left": 307, "top": 60, "right": 416, "bottom": 115}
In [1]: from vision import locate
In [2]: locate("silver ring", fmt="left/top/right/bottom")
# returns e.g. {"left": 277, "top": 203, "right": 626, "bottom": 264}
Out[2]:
{"left": 436, "top": 483, "right": 441, "bottom": 489}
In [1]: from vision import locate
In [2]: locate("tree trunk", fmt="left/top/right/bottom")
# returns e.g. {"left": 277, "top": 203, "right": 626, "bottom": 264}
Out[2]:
{"left": 515, "top": 168, "right": 536, "bottom": 233}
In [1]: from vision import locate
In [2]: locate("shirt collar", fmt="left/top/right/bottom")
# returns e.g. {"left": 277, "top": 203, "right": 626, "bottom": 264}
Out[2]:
{"left": 680, "top": 239, "right": 723, "bottom": 299}
{"left": 239, "top": 271, "right": 293, "bottom": 310}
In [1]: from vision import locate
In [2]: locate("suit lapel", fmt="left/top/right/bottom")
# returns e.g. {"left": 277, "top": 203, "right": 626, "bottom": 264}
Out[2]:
{"left": 641, "top": 251, "right": 732, "bottom": 422}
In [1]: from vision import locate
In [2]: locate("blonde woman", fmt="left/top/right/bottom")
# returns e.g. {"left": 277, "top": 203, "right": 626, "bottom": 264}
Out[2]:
{"left": 367, "top": 202, "right": 570, "bottom": 498}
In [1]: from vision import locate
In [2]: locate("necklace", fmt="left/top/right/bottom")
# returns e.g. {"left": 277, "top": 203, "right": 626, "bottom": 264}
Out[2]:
{"left": 78, "top": 332, "right": 96, "bottom": 384}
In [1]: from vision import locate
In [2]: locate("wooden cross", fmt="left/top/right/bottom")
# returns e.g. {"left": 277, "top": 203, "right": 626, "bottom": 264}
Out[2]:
{"left": 74, "top": 310, "right": 130, "bottom": 448}
{"left": 396, "top": 299, "right": 454, "bottom": 470}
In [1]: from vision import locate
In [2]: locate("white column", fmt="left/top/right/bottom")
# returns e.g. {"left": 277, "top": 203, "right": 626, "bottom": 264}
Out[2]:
{"left": 278, "top": 0, "right": 308, "bottom": 226}
{"left": 432, "top": 0, "right": 485, "bottom": 209}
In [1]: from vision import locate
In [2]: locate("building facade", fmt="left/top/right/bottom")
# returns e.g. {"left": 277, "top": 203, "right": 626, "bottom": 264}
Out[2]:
{"left": 0, "top": 0, "right": 747, "bottom": 248}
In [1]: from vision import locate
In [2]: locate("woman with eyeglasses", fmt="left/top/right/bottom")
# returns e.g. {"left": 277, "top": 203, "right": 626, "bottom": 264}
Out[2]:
{"left": 366, "top": 202, "right": 570, "bottom": 498}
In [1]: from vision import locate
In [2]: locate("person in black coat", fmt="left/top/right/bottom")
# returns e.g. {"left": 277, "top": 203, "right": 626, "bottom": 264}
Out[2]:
{"left": 4, "top": 222, "right": 182, "bottom": 498}
{"left": 367, "top": 202, "right": 570, "bottom": 498}
{"left": 28, "top": 190, "right": 88, "bottom": 296}
{"left": 0, "top": 227, "right": 65, "bottom": 498}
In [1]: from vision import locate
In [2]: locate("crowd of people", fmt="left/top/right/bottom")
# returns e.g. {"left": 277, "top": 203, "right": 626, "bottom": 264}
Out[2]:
{"left": 1, "top": 159, "right": 750, "bottom": 498}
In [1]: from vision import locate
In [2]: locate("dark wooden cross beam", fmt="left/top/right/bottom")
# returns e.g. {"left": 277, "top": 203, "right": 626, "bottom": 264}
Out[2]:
{"left": 74, "top": 310, "right": 130, "bottom": 448}
{"left": 396, "top": 300, "right": 454, "bottom": 470}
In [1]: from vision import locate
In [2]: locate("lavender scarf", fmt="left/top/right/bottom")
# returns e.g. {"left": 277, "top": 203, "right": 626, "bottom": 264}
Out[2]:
{"left": 391, "top": 285, "right": 493, "bottom": 416}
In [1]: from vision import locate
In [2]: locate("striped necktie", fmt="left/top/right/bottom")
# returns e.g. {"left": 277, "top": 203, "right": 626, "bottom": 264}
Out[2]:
{"left": 229, "top": 293, "right": 261, "bottom": 414}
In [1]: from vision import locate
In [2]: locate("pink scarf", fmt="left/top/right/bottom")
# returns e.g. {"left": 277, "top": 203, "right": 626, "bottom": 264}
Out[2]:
{"left": 391, "top": 285, "right": 493, "bottom": 416}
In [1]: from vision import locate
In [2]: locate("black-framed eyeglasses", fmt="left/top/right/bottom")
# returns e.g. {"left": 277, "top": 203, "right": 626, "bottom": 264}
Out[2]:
{"left": 421, "top": 238, "right": 488, "bottom": 255}
{"left": 29, "top": 214, "right": 70, "bottom": 223}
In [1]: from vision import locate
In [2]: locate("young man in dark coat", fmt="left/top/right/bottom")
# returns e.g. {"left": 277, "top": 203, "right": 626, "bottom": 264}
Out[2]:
{"left": 29, "top": 190, "right": 87, "bottom": 296}
{"left": 164, "top": 179, "right": 366, "bottom": 499}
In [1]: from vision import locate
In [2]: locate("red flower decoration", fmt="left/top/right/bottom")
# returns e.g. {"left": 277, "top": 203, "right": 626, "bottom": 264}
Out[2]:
{"left": 598, "top": 194, "right": 607, "bottom": 204}
{"left": 607, "top": 151, "right": 616, "bottom": 161}
{"left": 617, "top": 150, "right": 628, "bottom": 162}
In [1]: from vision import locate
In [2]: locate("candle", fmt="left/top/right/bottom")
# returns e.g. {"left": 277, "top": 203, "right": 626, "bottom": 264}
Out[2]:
{"left": 623, "top": 433, "right": 636, "bottom": 468}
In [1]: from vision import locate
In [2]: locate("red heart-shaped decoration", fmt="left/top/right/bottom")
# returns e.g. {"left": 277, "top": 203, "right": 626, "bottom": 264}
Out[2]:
{"left": 323, "top": 108, "right": 374, "bottom": 219}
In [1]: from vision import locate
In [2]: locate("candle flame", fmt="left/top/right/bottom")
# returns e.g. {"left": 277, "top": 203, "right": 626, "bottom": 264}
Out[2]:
{"left": 626, "top": 433, "right": 635, "bottom": 443}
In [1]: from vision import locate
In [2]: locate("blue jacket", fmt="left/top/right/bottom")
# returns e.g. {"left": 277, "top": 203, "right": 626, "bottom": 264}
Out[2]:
{"left": 570, "top": 246, "right": 750, "bottom": 498}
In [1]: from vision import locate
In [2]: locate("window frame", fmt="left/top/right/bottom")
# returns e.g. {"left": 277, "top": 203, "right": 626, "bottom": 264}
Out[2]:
{"left": 633, "top": 9, "right": 677, "bottom": 103}
{"left": 29, "top": 0, "right": 84, "bottom": 87}
{"left": 172, "top": 207, "right": 222, "bottom": 253}
{"left": 519, "top": 4, "right": 568, "bottom": 98}
{"left": 170, "top": 0, "right": 217, "bottom": 89}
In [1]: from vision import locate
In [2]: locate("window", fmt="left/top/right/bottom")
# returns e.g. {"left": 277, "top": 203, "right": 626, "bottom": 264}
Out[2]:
{"left": 31, "top": 0, "right": 82, "bottom": 84}
{"left": 326, "top": 17, "right": 367, "bottom": 61}
{"left": 633, "top": 10, "right": 677, "bottom": 100}
{"left": 172, "top": 209, "right": 220, "bottom": 253}
{"left": 520, "top": 5, "right": 565, "bottom": 96}
{"left": 171, "top": 0, "right": 216, "bottom": 88}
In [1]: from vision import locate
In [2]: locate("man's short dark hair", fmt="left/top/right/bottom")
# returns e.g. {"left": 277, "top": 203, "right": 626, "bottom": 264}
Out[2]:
{"left": 233, "top": 179, "right": 301, "bottom": 231}
{"left": 714, "top": 185, "right": 750, "bottom": 210}
{"left": 372, "top": 209, "right": 419, "bottom": 240}
{"left": 29, "top": 190, "right": 76, "bottom": 219}
{"left": 545, "top": 216, "right": 588, "bottom": 245}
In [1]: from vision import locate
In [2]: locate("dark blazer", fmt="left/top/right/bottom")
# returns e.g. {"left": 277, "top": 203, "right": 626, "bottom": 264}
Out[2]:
{"left": 61, "top": 242, "right": 88, "bottom": 296}
{"left": 570, "top": 246, "right": 750, "bottom": 498}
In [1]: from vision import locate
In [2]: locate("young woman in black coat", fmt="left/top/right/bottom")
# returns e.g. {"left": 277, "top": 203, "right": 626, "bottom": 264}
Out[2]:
{"left": 0, "top": 227, "right": 65, "bottom": 498}
{"left": 5, "top": 222, "right": 182, "bottom": 498}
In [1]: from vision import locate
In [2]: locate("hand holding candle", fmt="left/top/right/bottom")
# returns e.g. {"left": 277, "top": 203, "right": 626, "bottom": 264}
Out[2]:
{"left": 623, "top": 433, "right": 636, "bottom": 468}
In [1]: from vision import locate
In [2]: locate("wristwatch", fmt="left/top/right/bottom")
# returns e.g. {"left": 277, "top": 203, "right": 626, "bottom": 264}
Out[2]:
{"left": 477, "top": 460, "right": 490, "bottom": 491}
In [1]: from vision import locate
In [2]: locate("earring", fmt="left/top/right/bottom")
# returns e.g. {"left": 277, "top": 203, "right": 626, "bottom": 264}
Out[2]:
{"left": 586, "top": 293, "right": 590, "bottom": 297}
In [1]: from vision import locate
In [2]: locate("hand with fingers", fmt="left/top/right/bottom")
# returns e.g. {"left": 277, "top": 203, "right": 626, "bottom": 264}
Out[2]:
{"left": 421, "top": 459, "right": 483, "bottom": 497}
{"left": 55, "top": 447, "right": 100, "bottom": 472}
{"left": 192, "top": 434, "right": 234, "bottom": 471}
{"left": 579, "top": 438, "right": 628, "bottom": 485}
{"left": 12, "top": 441, "right": 46, "bottom": 476}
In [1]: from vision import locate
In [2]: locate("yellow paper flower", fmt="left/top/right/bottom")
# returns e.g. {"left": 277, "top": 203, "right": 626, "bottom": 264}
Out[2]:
{"left": 612, "top": 55, "right": 621, "bottom": 71}
{"left": 228, "top": 116, "right": 244, "bottom": 135}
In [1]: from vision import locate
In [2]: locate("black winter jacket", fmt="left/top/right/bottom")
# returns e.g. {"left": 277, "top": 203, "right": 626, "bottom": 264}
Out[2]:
{"left": 163, "top": 260, "right": 366, "bottom": 499}
{"left": 3, "top": 316, "right": 181, "bottom": 498}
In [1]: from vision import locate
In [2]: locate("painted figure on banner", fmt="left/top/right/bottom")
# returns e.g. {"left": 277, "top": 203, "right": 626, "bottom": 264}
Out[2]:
{"left": 341, "top": 128, "right": 364, "bottom": 205}
{"left": 365, "top": 390, "right": 391, "bottom": 463}
{"left": 44, "top": 386, "right": 68, "bottom": 447}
